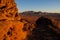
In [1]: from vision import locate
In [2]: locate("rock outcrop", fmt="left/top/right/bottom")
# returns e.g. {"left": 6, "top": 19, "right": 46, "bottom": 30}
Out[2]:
{"left": 0, "top": 0, "right": 21, "bottom": 20}
{"left": 0, "top": 0, "right": 28, "bottom": 40}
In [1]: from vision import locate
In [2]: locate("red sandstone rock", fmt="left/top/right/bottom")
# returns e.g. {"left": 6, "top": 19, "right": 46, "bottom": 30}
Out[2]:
{"left": 0, "top": 0, "right": 28, "bottom": 40}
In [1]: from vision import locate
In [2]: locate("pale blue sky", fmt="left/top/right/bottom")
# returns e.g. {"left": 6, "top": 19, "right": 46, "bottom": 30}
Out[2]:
{"left": 15, "top": 0, "right": 60, "bottom": 13}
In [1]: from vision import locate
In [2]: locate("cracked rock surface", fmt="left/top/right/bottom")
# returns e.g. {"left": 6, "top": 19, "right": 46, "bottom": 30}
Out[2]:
{"left": 0, "top": 0, "right": 28, "bottom": 40}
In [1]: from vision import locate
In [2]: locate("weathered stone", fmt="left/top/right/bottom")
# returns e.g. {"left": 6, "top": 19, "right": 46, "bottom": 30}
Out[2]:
{"left": 0, "top": 0, "right": 28, "bottom": 40}
{"left": 0, "top": 0, "right": 21, "bottom": 20}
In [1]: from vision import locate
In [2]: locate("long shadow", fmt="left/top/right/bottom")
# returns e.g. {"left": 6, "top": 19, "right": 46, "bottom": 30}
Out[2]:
{"left": 27, "top": 16, "right": 60, "bottom": 40}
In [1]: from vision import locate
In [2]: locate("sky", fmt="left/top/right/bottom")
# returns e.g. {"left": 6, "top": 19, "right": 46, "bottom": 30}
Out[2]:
{"left": 15, "top": 0, "right": 60, "bottom": 13}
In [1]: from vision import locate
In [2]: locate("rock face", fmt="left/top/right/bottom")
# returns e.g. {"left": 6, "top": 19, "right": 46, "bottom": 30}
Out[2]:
{"left": 0, "top": 0, "right": 20, "bottom": 20}
{"left": 0, "top": 0, "right": 28, "bottom": 40}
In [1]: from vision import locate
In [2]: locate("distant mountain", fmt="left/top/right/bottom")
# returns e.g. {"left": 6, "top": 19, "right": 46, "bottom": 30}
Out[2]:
{"left": 20, "top": 11, "right": 60, "bottom": 17}
{"left": 20, "top": 11, "right": 60, "bottom": 23}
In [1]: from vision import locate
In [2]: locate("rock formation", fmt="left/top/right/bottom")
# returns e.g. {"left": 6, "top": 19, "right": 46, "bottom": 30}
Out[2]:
{"left": 0, "top": 0, "right": 21, "bottom": 20}
{"left": 0, "top": 0, "right": 28, "bottom": 40}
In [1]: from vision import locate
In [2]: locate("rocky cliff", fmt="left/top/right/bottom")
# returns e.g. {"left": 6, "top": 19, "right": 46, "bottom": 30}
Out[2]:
{"left": 0, "top": 0, "right": 28, "bottom": 40}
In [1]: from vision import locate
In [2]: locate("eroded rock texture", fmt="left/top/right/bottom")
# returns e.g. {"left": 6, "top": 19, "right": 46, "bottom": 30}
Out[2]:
{"left": 0, "top": 0, "right": 28, "bottom": 40}
{"left": 0, "top": 0, "right": 20, "bottom": 20}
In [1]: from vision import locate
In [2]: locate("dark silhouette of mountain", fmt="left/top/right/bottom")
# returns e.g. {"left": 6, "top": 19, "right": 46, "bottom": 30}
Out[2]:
{"left": 27, "top": 16, "right": 60, "bottom": 40}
